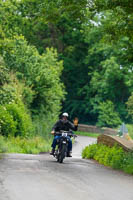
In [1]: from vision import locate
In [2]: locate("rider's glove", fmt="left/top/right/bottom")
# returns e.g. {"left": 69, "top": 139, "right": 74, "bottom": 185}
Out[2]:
{"left": 51, "top": 131, "right": 55, "bottom": 135}
{"left": 73, "top": 117, "right": 78, "bottom": 126}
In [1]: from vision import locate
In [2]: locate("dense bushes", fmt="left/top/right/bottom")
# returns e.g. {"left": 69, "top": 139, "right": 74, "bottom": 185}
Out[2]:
{"left": 0, "top": 106, "right": 17, "bottom": 137}
{"left": 0, "top": 56, "right": 9, "bottom": 85}
{"left": 0, "top": 103, "right": 33, "bottom": 137}
{"left": 0, "top": 36, "right": 65, "bottom": 142}
{"left": 82, "top": 144, "right": 133, "bottom": 175}
{"left": 0, "top": 86, "right": 16, "bottom": 105}
{"left": 1, "top": 36, "right": 65, "bottom": 116}
{"left": 0, "top": 67, "right": 35, "bottom": 138}
{"left": 6, "top": 103, "right": 33, "bottom": 137}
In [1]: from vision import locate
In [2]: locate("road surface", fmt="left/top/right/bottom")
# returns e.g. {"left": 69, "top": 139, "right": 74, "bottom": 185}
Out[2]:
{"left": 0, "top": 136, "right": 133, "bottom": 200}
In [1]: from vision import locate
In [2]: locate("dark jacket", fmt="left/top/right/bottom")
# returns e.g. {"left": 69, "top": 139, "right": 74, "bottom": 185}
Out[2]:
{"left": 52, "top": 119, "right": 78, "bottom": 132}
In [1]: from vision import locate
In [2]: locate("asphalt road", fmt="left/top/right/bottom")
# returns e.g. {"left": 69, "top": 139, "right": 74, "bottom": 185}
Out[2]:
{"left": 0, "top": 136, "right": 133, "bottom": 200}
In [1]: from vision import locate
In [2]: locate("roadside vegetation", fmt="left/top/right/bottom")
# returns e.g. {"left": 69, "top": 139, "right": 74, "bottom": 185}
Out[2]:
{"left": 0, "top": 135, "right": 52, "bottom": 154}
{"left": 1, "top": 1, "right": 133, "bottom": 155}
{"left": 76, "top": 131, "right": 100, "bottom": 138}
{"left": 0, "top": 136, "right": 7, "bottom": 153}
{"left": 126, "top": 124, "right": 133, "bottom": 139}
{"left": 0, "top": 38, "right": 64, "bottom": 154}
{"left": 82, "top": 144, "right": 133, "bottom": 175}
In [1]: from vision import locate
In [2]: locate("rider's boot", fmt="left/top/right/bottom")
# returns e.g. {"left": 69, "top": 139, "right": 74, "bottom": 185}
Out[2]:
{"left": 67, "top": 151, "right": 72, "bottom": 157}
{"left": 50, "top": 149, "right": 55, "bottom": 155}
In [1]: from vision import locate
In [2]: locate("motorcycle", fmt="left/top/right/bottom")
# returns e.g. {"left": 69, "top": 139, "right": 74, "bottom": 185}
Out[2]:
{"left": 53, "top": 131, "right": 77, "bottom": 163}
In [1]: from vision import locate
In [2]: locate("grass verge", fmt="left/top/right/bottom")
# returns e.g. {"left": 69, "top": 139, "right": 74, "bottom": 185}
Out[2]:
{"left": 82, "top": 143, "right": 133, "bottom": 175}
{"left": 0, "top": 135, "right": 52, "bottom": 154}
{"left": 76, "top": 131, "right": 100, "bottom": 138}
{"left": 126, "top": 124, "right": 133, "bottom": 139}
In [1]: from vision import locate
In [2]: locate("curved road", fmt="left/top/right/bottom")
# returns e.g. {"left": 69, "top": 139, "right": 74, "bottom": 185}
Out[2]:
{"left": 0, "top": 136, "right": 133, "bottom": 200}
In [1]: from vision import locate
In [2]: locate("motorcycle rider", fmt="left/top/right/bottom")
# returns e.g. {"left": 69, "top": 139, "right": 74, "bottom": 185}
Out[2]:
{"left": 50, "top": 112, "right": 78, "bottom": 157}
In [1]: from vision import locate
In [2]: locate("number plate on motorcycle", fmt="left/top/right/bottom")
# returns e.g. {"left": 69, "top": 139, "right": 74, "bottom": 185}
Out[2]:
{"left": 62, "top": 132, "right": 67, "bottom": 137}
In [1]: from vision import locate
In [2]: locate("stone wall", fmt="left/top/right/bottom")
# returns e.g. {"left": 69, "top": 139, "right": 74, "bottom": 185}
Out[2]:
{"left": 97, "top": 134, "right": 133, "bottom": 152}
{"left": 78, "top": 124, "right": 117, "bottom": 135}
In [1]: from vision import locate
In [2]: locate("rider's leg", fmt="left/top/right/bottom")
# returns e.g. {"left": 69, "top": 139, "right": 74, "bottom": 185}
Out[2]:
{"left": 50, "top": 136, "right": 60, "bottom": 155}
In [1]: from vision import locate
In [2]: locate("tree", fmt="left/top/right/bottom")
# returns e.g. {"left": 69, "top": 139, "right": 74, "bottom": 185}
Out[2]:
{"left": 1, "top": 0, "right": 133, "bottom": 127}
{"left": 75, "top": 12, "right": 133, "bottom": 123}
{"left": 91, "top": 0, "right": 133, "bottom": 62}
{"left": 1, "top": 36, "right": 65, "bottom": 115}
{"left": 97, "top": 101, "right": 121, "bottom": 128}
{"left": 126, "top": 93, "right": 133, "bottom": 121}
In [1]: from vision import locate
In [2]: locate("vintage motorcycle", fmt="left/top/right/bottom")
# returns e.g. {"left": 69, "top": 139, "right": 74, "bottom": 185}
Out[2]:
{"left": 53, "top": 131, "right": 77, "bottom": 163}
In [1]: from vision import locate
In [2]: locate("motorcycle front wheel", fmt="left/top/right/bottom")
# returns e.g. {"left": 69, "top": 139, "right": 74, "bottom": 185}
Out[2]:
{"left": 58, "top": 144, "right": 67, "bottom": 163}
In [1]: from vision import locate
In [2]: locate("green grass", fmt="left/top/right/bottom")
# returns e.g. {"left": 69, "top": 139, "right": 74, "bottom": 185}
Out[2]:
{"left": 126, "top": 124, "right": 133, "bottom": 139}
{"left": 76, "top": 131, "right": 100, "bottom": 138}
{"left": 0, "top": 136, "right": 52, "bottom": 154}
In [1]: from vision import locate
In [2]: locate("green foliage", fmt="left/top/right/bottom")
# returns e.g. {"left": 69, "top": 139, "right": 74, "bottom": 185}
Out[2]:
{"left": 6, "top": 103, "right": 33, "bottom": 137}
{"left": 33, "top": 112, "right": 58, "bottom": 139}
{"left": 93, "top": 0, "right": 133, "bottom": 43}
{"left": 0, "top": 0, "right": 23, "bottom": 39}
{"left": 122, "top": 152, "right": 133, "bottom": 174}
{"left": 0, "top": 86, "right": 16, "bottom": 105}
{"left": 16, "top": 0, "right": 88, "bottom": 53}
{"left": 97, "top": 101, "right": 121, "bottom": 128}
{"left": 6, "top": 136, "right": 51, "bottom": 154}
{"left": 126, "top": 93, "right": 133, "bottom": 120}
{"left": 22, "top": 85, "right": 35, "bottom": 108}
{"left": 1, "top": 0, "right": 133, "bottom": 131}
{"left": 0, "top": 102, "right": 33, "bottom": 138}
{"left": 82, "top": 143, "right": 133, "bottom": 174}
{"left": 0, "top": 69, "right": 34, "bottom": 138}
{"left": 82, "top": 144, "right": 99, "bottom": 159}
{"left": 82, "top": 23, "right": 132, "bottom": 123}
{"left": 96, "top": 144, "right": 124, "bottom": 169}
{"left": 63, "top": 17, "right": 133, "bottom": 124}
{"left": 0, "top": 106, "right": 17, "bottom": 137}
{"left": 0, "top": 57, "right": 9, "bottom": 86}
{"left": 0, "top": 136, "right": 51, "bottom": 154}
{"left": 0, "top": 136, "right": 7, "bottom": 153}
{"left": 126, "top": 124, "right": 133, "bottom": 139}
{"left": 1, "top": 36, "right": 65, "bottom": 116}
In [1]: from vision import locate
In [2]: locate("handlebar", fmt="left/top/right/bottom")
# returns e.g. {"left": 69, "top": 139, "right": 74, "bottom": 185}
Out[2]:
{"left": 54, "top": 131, "right": 77, "bottom": 138}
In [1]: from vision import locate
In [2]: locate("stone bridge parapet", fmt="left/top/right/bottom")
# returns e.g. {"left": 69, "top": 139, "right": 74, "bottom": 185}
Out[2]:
{"left": 78, "top": 124, "right": 117, "bottom": 135}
